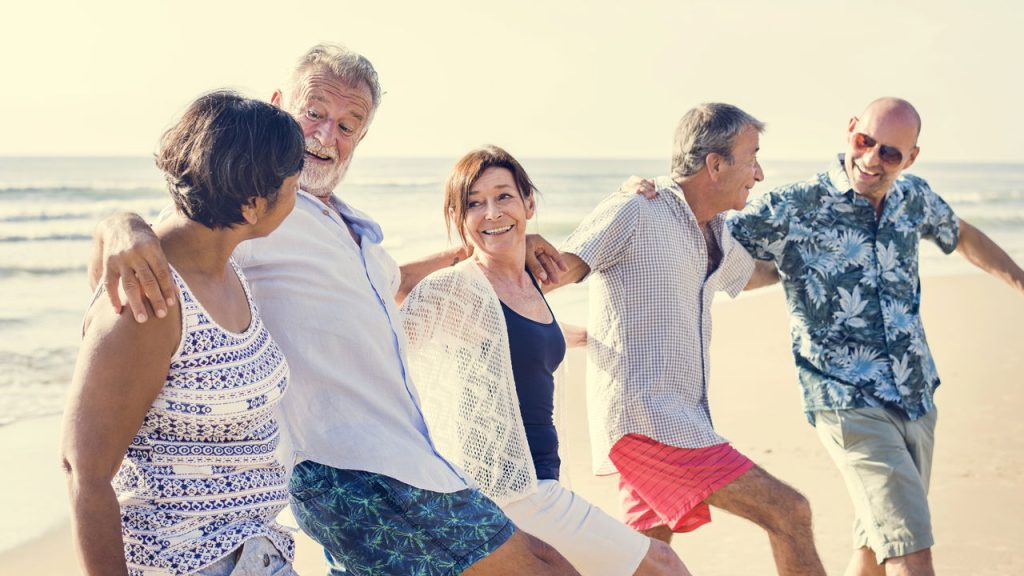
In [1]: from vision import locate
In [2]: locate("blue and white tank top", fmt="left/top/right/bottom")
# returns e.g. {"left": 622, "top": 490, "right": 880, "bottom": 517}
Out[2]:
{"left": 112, "top": 260, "right": 293, "bottom": 576}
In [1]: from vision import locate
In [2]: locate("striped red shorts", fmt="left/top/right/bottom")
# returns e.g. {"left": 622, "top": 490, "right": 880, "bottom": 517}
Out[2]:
{"left": 610, "top": 434, "right": 753, "bottom": 533}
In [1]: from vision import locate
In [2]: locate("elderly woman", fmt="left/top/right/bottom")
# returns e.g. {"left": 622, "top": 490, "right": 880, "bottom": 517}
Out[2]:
{"left": 60, "top": 91, "right": 304, "bottom": 576}
{"left": 401, "top": 146, "right": 690, "bottom": 576}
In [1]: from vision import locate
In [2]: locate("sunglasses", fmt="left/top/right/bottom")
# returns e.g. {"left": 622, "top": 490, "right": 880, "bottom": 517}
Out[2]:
{"left": 852, "top": 132, "right": 905, "bottom": 167}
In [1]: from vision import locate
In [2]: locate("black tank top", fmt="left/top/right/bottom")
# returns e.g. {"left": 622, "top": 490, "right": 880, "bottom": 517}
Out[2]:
{"left": 500, "top": 272, "right": 566, "bottom": 480}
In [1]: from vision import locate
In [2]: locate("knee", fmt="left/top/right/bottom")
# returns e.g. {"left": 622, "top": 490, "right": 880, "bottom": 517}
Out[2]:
{"left": 642, "top": 540, "right": 691, "bottom": 576}
{"left": 762, "top": 487, "right": 813, "bottom": 535}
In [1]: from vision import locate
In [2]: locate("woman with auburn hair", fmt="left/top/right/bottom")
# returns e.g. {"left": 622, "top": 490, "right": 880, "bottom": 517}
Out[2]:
{"left": 61, "top": 91, "right": 304, "bottom": 576}
{"left": 402, "top": 145, "right": 691, "bottom": 576}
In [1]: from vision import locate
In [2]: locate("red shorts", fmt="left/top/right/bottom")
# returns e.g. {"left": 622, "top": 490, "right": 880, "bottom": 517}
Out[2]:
{"left": 610, "top": 434, "right": 753, "bottom": 533}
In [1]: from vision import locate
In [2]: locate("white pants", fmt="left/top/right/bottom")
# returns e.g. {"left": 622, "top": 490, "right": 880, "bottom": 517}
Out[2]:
{"left": 503, "top": 480, "right": 649, "bottom": 576}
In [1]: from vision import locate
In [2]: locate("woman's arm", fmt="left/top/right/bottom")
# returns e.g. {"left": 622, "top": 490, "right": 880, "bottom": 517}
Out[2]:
{"left": 559, "top": 322, "right": 588, "bottom": 348}
{"left": 60, "top": 299, "right": 179, "bottom": 576}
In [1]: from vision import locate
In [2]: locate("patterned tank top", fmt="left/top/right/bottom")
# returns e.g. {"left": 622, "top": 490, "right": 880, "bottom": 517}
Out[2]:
{"left": 113, "top": 260, "right": 293, "bottom": 576}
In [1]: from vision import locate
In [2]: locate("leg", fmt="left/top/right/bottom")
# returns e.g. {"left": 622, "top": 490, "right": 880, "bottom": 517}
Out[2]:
{"left": 462, "top": 530, "right": 580, "bottom": 576}
{"left": 640, "top": 525, "right": 674, "bottom": 544}
{"left": 845, "top": 547, "right": 885, "bottom": 576}
{"left": 883, "top": 548, "right": 934, "bottom": 576}
{"left": 704, "top": 465, "right": 826, "bottom": 576}
{"left": 632, "top": 539, "right": 692, "bottom": 576}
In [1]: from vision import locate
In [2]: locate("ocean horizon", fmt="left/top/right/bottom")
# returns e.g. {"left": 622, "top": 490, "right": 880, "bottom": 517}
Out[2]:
{"left": 1, "top": 156, "right": 1022, "bottom": 429}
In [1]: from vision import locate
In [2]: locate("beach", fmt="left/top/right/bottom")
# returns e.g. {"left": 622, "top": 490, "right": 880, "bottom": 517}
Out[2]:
{"left": 2, "top": 273, "right": 1020, "bottom": 575}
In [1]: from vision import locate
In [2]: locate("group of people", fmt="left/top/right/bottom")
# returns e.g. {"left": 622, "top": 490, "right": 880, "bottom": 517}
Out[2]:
{"left": 59, "top": 43, "right": 1023, "bottom": 576}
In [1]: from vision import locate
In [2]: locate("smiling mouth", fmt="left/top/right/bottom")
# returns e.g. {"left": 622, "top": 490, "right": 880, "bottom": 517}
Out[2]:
{"left": 854, "top": 164, "right": 881, "bottom": 179}
{"left": 305, "top": 149, "right": 335, "bottom": 162}
{"left": 481, "top": 224, "right": 514, "bottom": 236}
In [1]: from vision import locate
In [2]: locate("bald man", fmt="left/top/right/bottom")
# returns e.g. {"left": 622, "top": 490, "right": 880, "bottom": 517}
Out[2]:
{"left": 728, "top": 98, "right": 1024, "bottom": 576}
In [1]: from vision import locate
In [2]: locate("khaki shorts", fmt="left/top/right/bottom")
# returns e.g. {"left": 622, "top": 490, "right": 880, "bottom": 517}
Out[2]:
{"left": 815, "top": 406, "right": 937, "bottom": 562}
{"left": 503, "top": 479, "right": 650, "bottom": 576}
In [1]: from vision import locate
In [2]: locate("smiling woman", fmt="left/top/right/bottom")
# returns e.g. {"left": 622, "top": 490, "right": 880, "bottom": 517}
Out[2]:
{"left": 401, "top": 145, "right": 689, "bottom": 576}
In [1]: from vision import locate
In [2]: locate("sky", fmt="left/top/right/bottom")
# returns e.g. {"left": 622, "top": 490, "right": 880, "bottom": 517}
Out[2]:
{"left": 3, "top": 0, "right": 1022, "bottom": 162}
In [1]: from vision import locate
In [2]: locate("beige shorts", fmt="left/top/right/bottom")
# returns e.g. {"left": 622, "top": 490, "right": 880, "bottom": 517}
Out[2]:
{"left": 815, "top": 406, "right": 937, "bottom": 562}
{"left": 503, "top": 479, "right": 650, "bottom": 576}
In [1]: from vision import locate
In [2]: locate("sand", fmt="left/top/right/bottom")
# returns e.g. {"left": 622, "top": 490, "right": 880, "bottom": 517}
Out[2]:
{"left": 1, "top": 273, "right": 1021, "bottom": 575}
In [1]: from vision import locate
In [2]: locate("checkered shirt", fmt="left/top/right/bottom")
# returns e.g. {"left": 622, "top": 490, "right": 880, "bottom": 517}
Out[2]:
{"left": 563, "top": 177, "right": 755, "bottom": 474}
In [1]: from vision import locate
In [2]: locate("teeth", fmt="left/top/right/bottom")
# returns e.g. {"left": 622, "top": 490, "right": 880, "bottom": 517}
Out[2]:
{"left": 481, "top": 225, "right": 513, "bottom": 235}
{"left": 306, "top": 150, "right": 333, "bottom": 161}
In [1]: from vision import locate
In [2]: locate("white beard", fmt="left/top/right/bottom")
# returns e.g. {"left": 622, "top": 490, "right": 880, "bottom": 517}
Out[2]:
{"left": 301, "top": 156, "right": 350, "bottom": 198}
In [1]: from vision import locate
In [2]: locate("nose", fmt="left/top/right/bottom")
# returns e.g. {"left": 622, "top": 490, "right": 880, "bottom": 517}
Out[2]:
{"left": 754, "top": 159, "right": 764, "bottom": 182}
{"left": 484, "top": 199, "right": 502, "bottom": 219}
{"left": 861, "top": 144, "right": 882, "bottom": 168}
{"left": 312, "top": 119, "right": 338, "bottom": 147}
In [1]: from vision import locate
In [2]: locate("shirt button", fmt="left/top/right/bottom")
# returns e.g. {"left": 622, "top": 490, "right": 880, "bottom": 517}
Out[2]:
{"left": 322, "top": 209, "right": 330, "bottom": 216}
{"left": 263, "top": 553, "right": 271, "bottom": 567}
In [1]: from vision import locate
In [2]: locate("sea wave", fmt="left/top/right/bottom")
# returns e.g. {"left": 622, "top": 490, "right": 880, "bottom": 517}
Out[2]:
{"left": 0, "top": 233, "right": 92, "bottom": 243}
{"left": 0, "top": 265, "right": 86, "bottom": 278}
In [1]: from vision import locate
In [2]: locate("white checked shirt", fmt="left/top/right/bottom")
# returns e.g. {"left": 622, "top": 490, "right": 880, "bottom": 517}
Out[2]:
{"left": 563, "top": 177, "right": 755, "bottom": 474}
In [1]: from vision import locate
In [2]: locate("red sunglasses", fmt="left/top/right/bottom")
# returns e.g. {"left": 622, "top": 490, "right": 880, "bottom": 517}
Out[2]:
{"left": 853, "top": 132, "right": 905, "bottom": 167}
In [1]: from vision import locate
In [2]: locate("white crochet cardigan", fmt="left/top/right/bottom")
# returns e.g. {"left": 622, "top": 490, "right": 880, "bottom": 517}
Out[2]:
{"left": 401, "top": 260, "right": 538, "bottom": 505}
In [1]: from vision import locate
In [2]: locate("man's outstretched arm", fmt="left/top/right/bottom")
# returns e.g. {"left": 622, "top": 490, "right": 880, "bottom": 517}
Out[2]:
{"left": 956, "top": 218, "right": 1024, "bottom": 296}
{"left": 89, "top": 212, "right": 175, "bottom": 323}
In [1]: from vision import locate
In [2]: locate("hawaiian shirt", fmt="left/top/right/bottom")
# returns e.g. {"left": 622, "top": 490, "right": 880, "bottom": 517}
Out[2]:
{"left": 728, "top": 155, "right": 960, "bottom": 423}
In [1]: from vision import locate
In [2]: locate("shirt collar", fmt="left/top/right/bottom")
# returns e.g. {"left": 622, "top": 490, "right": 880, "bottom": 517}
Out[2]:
{"left": 297, "top": 189, "right": 384, "bottom": 243}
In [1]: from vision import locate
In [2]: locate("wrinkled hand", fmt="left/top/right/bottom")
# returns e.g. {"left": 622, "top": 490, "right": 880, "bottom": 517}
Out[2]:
{"left": 525, "top": 234, "right": 568, "bottom": 285}
{"left": 619, "top": 176, "right": 657, "bottom": 199}
{"left": 91, "top": 213, "right": 175, "bottom": 323}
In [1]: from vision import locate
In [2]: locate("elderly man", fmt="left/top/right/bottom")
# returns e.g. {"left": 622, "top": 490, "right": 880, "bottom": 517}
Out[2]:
{"left": 727, "top": 97, "right": 1024, "bottom": 576}
{"left": 547, "top": 103, "right": 827, "bottom": 576}
{"left": 91, "top": 44, "right": 581, "bottom": 575}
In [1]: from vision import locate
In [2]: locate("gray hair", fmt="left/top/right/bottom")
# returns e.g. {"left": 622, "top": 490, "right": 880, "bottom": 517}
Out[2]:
{"left": 671, "top": 103, "right": 765, "bottom": 178}
{"left": 288, "top": 43, "right": 383, "bottom": 111}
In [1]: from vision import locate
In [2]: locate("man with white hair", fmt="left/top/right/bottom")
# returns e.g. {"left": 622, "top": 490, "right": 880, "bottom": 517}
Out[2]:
{"left": 92, "top": 44, "right": 579, "bottom": 575}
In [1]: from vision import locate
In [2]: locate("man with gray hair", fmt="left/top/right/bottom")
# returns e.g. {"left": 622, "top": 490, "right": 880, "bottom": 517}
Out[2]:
{"left": 547, "top": 103, "right": 827, "bottom": 575}
{"left": 90, "top": 43, "right": 580, "bottom": 575}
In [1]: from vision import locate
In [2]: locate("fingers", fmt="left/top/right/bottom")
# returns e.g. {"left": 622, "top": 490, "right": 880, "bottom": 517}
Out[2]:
{"left": 134, "top": 254, "right": 176, "bottom": 319}
{"left": 525, "top": 249, "right": 549, "bottom": 283}
{"left": 120, "top": 267, "right": 150, "bottom": 323}
{"left": 536, "top": 252, "right": 562, "bottom": 285}
{"left": 618, "top": 176, "right": 658, "bottom": 199}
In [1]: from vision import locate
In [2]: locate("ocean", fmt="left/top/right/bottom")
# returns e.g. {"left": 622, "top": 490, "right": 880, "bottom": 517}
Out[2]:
{"left": 1, "top": 156, "right": 1022, "bottom": 428}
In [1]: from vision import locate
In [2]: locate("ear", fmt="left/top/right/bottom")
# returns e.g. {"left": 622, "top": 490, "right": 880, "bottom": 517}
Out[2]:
{"left": 847, "top": 116, "right": 858, "bottom": 137}
{"left": 904, "top": 146, "right": 920, "bottom": 170}
{"left": 241, "top": 197, "right": 262, "bottom": 226}
{"left": 524, "top": 194, "right": 536, "bottom": 220}
{"left": 705, "top": 153, "right": 723, "bottom": 181}
{"left": 270, "top": 90, "right": 284, "bottom": 109}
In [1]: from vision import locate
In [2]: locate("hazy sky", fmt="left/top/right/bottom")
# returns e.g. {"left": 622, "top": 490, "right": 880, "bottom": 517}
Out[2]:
{"left": 3, "top": 0, "right": 1022, "bottom": 162}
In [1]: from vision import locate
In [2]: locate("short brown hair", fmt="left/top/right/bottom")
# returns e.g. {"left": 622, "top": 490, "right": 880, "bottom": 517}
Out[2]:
{"left": 444, "top": 145, "right": 538, "bottom": 245}
{"left": 156, "top": 90, "right": 304, "bottom": 228}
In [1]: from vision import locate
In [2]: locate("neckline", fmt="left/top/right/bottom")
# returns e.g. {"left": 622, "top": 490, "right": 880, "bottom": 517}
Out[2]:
{"left": 170, "top": 259, "right": 256, "bottom": 338}
{"left": 497, "top": 270, "right": 556, "bottom": 327}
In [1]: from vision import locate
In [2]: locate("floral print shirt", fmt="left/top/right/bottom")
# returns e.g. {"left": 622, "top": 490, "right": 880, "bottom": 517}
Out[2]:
{"left": 728, "top": 155, "right": 960, "bottom": 423}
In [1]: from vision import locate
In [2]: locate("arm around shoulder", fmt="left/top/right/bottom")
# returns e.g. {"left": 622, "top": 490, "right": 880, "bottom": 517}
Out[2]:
{"left": 90, "top": 211, "right": 176, "bottom": 323}
{"left": 955, "top": 218, "right": 1024, "bottom": 296}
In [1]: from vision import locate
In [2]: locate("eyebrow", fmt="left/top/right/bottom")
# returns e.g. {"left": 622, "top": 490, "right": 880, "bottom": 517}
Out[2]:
{"left": 306, "top": 94, "right": 367, "bottom": 122}
{"left": 467, "top": 184, "right": 514, "bottom": 196}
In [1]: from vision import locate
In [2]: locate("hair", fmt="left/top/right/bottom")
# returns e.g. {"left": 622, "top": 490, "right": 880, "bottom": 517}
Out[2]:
{"left": 670, "top": 103, "right": 765, "bottom": 178}
{"left": 288, "top": 43, "right": 383, "bottom": 111}
{"left": 444, "top": 145, "right": 538, "bottom": 245}
{"left": 156, "top": 90, "right": 305, "bottom": 228}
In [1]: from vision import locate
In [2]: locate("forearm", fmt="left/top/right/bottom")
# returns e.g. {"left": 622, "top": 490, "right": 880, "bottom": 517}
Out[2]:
{"left": 957, "top": 221, "right": 1024, "bottom": 295}
{"left": 397, "top": 245, "right": 473, "bottom": 305}
{"left": 66, "top": 476, "right": 129, "bottom": 576}
{"left": 744, "top": 260, "right": 780, "bottom": 291}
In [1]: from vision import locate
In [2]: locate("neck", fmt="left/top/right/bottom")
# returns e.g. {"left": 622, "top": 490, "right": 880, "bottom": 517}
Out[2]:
{"left": 675, "top": 176, "right": 718, "bottom": 228}
{"left": 473, "top": 249, "right": 530, "bottom": 287}
{"left": 153, "top": 213, "right": 246, "bottom": 277}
